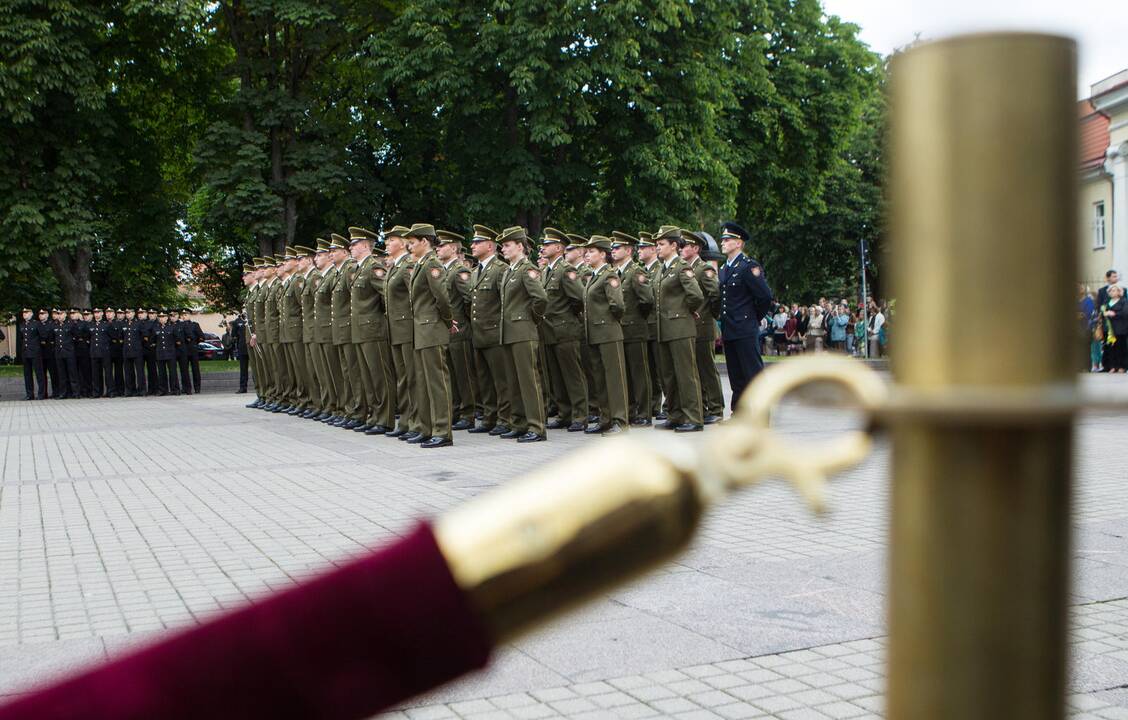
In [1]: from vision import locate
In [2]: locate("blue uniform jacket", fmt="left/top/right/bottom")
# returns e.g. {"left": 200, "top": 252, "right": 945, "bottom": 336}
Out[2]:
{"left": 719, "top": 254, "right": 773, "bottom": 341}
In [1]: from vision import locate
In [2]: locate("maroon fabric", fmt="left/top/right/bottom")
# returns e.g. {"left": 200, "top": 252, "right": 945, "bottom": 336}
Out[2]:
{"left": 0, "top": 523, "right": 493, "bottom": 720}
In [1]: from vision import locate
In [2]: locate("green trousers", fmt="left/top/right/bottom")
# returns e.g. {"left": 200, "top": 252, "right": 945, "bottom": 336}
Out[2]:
{"left": 447, "top": 340, "right": 476, "bottom": 423}
{"left": 545, "top": 339, "right": 587, "bottom": 423}
{"left": 303, "top": 342, "right": 321, "bottom": 410}
{"left": 323, "top": 342, "right": 344, "bottom": 415}
{"left": 334, "top": 343, "right": 362, "bottom": 420}
{"left": 502, "top": 340, "right": 545, "bottom": 435}
{"left": 306, "top": 342, "right": 328, "bottom": 412}
{"left": 415, "top": 345, "right": 452, "bottom": 440}
{"left": 623, "top": 339, "right": 651, "bottom": 422}
{"left": 391, "top": 342, "right": 418, "bottom": 433}
{"left": 659, "top": 337, "right": 702, "bottom": 426}
{"left": 474, "top": 344, "right": 510, "bottom": 428}
{"left": 647, "top": 336, "right": 663, "bottom": 416}
{"left": 695, "top": 336, "right": 724, "bottom": 417}
{"left": 358, "top": 340, "right": 395, "bottom": 428}
{"left": 284, "top": 342, "right": 308, "bottom": 408}
{"left": 589, "top": 340, "right": 628, "bottom": 428}
{"left": 270, "top": 343, "right": 291, "bottom": 405}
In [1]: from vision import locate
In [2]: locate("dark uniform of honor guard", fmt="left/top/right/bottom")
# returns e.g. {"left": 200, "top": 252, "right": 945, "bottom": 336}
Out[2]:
{"left": 121, "top": 309, "right": 146, "bottom": 396}
{"left": 581, "top": 236, "right": 629, "bottom": 434}
{"left": 19, "top": 309, "right": 47, "bottom": 400}
{"left": 75, "top": 309, "right": 93, "bottom": 397}
{"left": 538, "top": 228, "right": 587, "bottom": 432}
{"left": 682, "top": 230, "right": 724, "bottom": 423}
{"left": 311, "top": 242, "right": 340, "bottom": 421}
{"left": 497, "top": 226, "right": 548, "bottom": 442}
{"left": 637, "top": 231, "right": 665, "bottom": 419}
{"left": 141, "top": 309, "right": 159, "bottom": 394}
{"left": 171, "top": 308, "right": 191, "bottom": 395}
{"left": 151, "top": 312, "right": 180, "bottom": 395}
{"left": 610, "top": 231, "right": 655, "bottom": 425}
{"left": 181, "top": 309, "right": 205, "bottom": 394}
{"left": 108, "top": 308, "right": 124, "bottom": 397}
{"left": 717, "top": 221, "right": 773, "bottom": 410}
{"left": 653, "top": 226, "right": 705, "bottom": 431}
{"left": 51, "top": 309, "right": 79, "bottom": 398}
{"left": 348, "top": 227, "right": 395, "bottom": 434}
{"left": 89, "top": 309, "right": 113, "bottom": 397}
{"left": 467, "top": 224, "right": 511, "bottom": 435}
{"left": 39, "top": 309, "right": 58, "bottom": 397}
{"left": 296, "top": 247, "right": 323, "bottom": 416}
{"left": 384, "top": 226, "right": 420, "bottom": 439}
{"left": 279, "top": 247, "right": 308, "bottom": 413}
{"left": 437, "top": 230, "right": 477, "bottom": 431}
{"left": 328, "top": 236, "right": 362, "bottom": 427}
{"left": 406, "top": 223, "right": 456, "bottom": 448}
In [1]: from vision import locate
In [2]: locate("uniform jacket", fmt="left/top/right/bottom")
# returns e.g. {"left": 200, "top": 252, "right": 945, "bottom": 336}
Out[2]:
{"left": 242, "top": 285, "right": 257, "bottom": 341}
{"left": 410, "top": 251, "right": 453, "bottom": 349}
{"left": 263, "top": 279, "right": 282, "bottom": 344}
{"left": 500, "top": 257, "right": 547, "bottom": 345}
{"left": 688, "top": 257, "right": 720, "bottom": 342}
{"left": 385, "top": 254, "right": 415, "bottom": 347}
{"left": 53, "top": 320, "right": 77, "bottom": 359}
{"left": 469, "top": 255, "right": 507, "bottom": 349}
{"left": 300, "top": 267, "right": 319, "bottom": 344}
{"left": 444, "top": 260, "right": 473, "bottom": 344}
{"left": 281, "top": 274, "right": 305, "bottom": 344}
{"left": 540, "top": 258, "right": 584, "bottom": 345}
{"left": 89, "top": 321, "right": 112, "bottom": 359}
{"left": 19, "top": 320, "right": 45, "bottom": 360}
{"left": 583, "top": 264, "right": 625, "bottom": 345}
{"left": 331, "top": 259, "right": 357, "bottom": 346}
{"left": 122, "top": 320, "right": 145, "bottom": 358}
{"left": 141, "top": 319, "right": 157, "bottom": 356}
{"left": 109, "top": 320, "right": 124, "bottom": 358}
{"left": 655, "top": 257, "right": 704, "bottom": 343}
{"left": 153, "top": 323, "right": 180, "bottom": 361}
{"left": 614, "top": 260, "right": 653, "bottom": 343}
{"left": 314, "top": 268, "right": 336, "bottom": 344}
{"left": 719, "top": 254, "right": 773, "bottom": 341}
{"left": 230, "top": 316, "right": 249, "bottom": 358}
{"left": 351, "top": 254, "right": 390, "bottom": 343}
{"left": 643, "top": 259, "right": 661, "bottom": 341}
{"left": 185, "top": 320, "right": 204, "bottom": 357}
{"left": 74, "top": 320, "right": 91, "bottom": 357}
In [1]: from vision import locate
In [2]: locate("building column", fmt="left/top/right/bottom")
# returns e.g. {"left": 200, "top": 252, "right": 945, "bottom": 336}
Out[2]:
{"left": 1106, "top": 142, "right": 1128, "bottom": 278}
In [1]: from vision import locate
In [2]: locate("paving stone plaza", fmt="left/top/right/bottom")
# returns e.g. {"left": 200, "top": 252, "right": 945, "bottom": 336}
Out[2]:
{"left": 1, "top": 374, "right": 1127, "bottom": 719}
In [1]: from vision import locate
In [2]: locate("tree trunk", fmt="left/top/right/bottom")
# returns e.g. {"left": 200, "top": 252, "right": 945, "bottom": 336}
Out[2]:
{"left": 48, "top": 245, "right": 93, "bottom": 308}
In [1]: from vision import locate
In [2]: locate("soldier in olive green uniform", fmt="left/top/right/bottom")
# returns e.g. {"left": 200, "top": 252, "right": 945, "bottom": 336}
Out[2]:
{"left": 244, "top": 260, "right": 266, "bottom": 408}
{"left": 581, "top": 236, "right": 629, "bottom": 434}
{"left": 264, "top": 256, "right": 290, "bottom": 411}
{"left": 382, "top": 225, "right": 418, "bottom": 439}
{"left": 467, "top": 225, "right": 511, "bottom": 435}
{"left": 637, "top": 232, "right": 665, "bottom": 419}
{"left": 405, "top": 224, "right": 455, "bottom": 448}
{"left": 317, "top": 241, "right": 344, "bottom": 422}
{"left": 437, "top": 230, "right": 476, "bottom": 431}
{"left": 297, "top": 246, "right": 323, "bottom": 418}
{"left": 310, "top": 239, "right": 336, "bottom": 420}
{"left": 253, "top": 258, "right": 276, "bottom": 407}
{"left": 329, "top": 234, "right": 364, "bottom": 429}
{"left": 653, "top": 226, "right": 704, "bottom": 431}
{"left": 346, "top": 226, "right": 395, "bottom": 434}
{"left": 282, "top": 247, "right": 310, "bottom": 413}
{"left": 566, "top": 235, "right": 597, "bottom": 422}
{"left": 610, "top": 231, "right": 655, "bottom": 426}
{"left": 682, "top": 230, "right": 724, "bottom": 423}
{"left": 497, "top": 226, "right": 548, "bottom": 442}
{"left": 539, "top": 228, "right": 587, "bottom": 431}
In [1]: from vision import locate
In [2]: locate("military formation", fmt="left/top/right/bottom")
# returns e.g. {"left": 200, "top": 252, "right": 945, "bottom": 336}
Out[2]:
{"left": 239, "top": 221, "right": 773, "bottom": 448}
{"left": 18, "top": 308, "right": 205, "bottom": 400}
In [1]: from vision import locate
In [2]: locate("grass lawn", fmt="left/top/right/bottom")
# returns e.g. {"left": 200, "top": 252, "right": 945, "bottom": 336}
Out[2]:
{"left": 0, "top": 359, "right": 240, "bottom": 377}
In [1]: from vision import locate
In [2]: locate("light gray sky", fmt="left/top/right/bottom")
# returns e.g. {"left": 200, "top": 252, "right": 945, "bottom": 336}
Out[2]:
{"left": 820, "top": 0, "right": 1127, "bottom": 98}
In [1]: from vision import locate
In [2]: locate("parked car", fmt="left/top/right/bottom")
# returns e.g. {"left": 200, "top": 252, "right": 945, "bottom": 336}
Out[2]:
{"left": 203, "top": 332, "right": 222, "bottom": 344}
{"left": 197, "top": 341, "right": 224, "bottom": 360}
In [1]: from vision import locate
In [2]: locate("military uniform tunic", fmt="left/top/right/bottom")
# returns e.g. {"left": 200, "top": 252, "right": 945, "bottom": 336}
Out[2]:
{"left": 352, "top": 254, "right": 395, "bottom": 429}
{"left": 468, "top": 256, "right": 511, "bottom": 429}
{"left": 444, "top": 260, "right": 476, "bottom": 425}
{"left": 583, "top": 264, "right": 629, "bottom": 430}
{"left": 500, "top": 257, "right": 548, "bottom": 436}
{"left": 385, "top": 253, "right": 418, "bottom": 434}
{"left": 20, "top": 320, "right": 47, "bottom": 400}
{"left": 688, "top": 256, "right": 724, "bottom": 419}
{"left": 331, "top": 259, "right": 363, "bottom": 422}
{"left": 655, "top": 257, "right": 704, "bottom": 427}
{"left": 410, "top": 250, "right": 455, "bottom": 441}
{"left": 615, "top": 260, "right": 654, "bottom": 422}
{"left": 539, "top": 258, "right": 587, "bottom": 426}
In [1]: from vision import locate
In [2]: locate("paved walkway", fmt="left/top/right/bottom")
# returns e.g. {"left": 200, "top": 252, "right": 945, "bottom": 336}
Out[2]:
{"left": 0, "top": 375, "right": 1126, "bottom": 719}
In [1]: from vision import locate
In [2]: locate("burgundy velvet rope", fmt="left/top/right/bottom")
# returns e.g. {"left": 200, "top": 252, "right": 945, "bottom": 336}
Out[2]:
{"left": 0, "top": 523, "right": 493, "bottom": 720}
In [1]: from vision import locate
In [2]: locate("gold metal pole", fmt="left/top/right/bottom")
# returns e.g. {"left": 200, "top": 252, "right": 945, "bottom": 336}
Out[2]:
{"left": 887, "top": 34, "right": 1077, "bottom": 719}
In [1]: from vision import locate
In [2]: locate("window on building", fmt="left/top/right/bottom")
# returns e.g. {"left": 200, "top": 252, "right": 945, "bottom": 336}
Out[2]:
{"left": 1093, "top": 202, "right": 1107, "bottom": 250}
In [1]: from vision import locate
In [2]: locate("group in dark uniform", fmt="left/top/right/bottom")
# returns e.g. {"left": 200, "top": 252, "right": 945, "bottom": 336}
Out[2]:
{"left": 15, "top": 307, "right": 208, "bottom": 401}
{"left": 238, "top": 221, "right": 773, "bottom": 444}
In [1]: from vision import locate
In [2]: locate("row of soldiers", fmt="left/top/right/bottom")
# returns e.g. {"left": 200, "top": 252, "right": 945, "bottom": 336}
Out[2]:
{"left": 241, "top": 222, "right": 772, "bottom": 448}
{"left": 18, "top": 308, "right": 206, "bottom": 400}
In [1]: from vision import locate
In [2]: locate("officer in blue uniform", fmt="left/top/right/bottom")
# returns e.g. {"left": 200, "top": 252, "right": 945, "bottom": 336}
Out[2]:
{"left": 717, "top": 222, "right": 773, "bottom": 411}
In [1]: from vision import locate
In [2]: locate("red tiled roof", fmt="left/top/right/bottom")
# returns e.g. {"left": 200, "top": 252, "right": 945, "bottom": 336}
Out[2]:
{"left": 1080, "top": 100, "right": 1109, "bottom": 172}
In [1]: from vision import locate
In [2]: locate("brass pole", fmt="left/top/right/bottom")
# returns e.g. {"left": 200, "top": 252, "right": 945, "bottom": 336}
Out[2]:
{"left": 887, "top": 34, "right": 1077, "bottom": 719}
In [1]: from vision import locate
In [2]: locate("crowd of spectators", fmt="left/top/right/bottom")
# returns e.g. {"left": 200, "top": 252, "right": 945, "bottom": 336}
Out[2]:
{"left": 760, "top": 297, "right": 890, "bottom": 358}
{"left": 1082, "top": 269, "right": 1128, "bottom": 373}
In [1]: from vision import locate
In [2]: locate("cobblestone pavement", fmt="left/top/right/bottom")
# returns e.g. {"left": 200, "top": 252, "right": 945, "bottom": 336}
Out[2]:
{"left": 1, "top": 375, "right": 1127, "bottom": 719}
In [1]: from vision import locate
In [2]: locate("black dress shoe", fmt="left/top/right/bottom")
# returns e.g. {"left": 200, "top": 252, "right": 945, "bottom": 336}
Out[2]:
{"left": 517, "top": 432, "right": 546, "bottom": 443}
{"left": 271, "top": 406, "right": 286, "bottom": 413}
{"left": 467, "top": 424, "right": 495, "bottom": 434}
{"left": 586, "top": 414, "right": 600, "bottom": 424}
{"left": 386, "top": 427, "right": 406, "bottom": 438}
{"left": 545, "top": 419, "right": 569, "bottom": 430}
{"left": 674, "top": 423, "right": 703, "bottom": 432}
{"left": 287, "top": 407, "right": 303, "bottom": 415}
{"left": 655, "top": 411, "right": 668, "bottom": 421}
{"left": 406, "top": 433, "right": 431, "bottom": 444}
{"left": 23, "top": 396, "right": 33, "bottom": 401}
{"left": 365, "top": 425, "right": 389, "bottom": 435}
{"left": 246, "top": 400, "right": 259, "bottom": 408}
{"left": 421, "top": 436, "right": 452, "bottom": 448}
{"left": 630, "top": 417, "right": 652, "bottom": 427}
{"left": 567, "top": 421, "right": 586, "bottom": 432}
{"left": 451, "top": 418, "right": 474, "bottom": 431}
{"left": 584, "top": 423, "right": 607, "bottom": 434}
{"left": 604, "top": 423, "right": 626, "bottom": 435}
{"left": 499, "top": 429, "right": 523, "bottom": 439}
{"left": 488, "top": 425, "right": 510, "bottom": 436}
{"left": 703, "top": 414, "right": 721, "bottom": 425}
{"left": 400, "top": 431, "right": 421, "bottom": 442}
{"left": 344, "top": 419, "right": 363, "bottom": 429}
{"left": 353, "top": 424, "right": 372, "bottom": 433}
{"left": 237, "top": 389, "right": 247, "bottom": 394}
{"left": 659, "top": 421, "right": 679, "bottom": 430}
